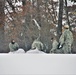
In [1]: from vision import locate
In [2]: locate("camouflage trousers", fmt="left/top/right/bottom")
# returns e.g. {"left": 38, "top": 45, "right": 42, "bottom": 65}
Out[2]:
{"left": 62, "top": 44, "right": 72, "bottom": 54}
{"left": 51, "top": 49, "right": 63, "bottom": 54}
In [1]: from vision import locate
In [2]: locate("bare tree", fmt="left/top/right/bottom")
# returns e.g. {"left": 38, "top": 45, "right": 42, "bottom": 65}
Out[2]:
{"left": 37, "top": 0, "right": 41, "bottom": 27}
{"left": 0, "top": 0, "right": 5, "bottom": 52}
{"left": 65, "top": 0, "right": 70, "bottom": 28}
{"left": 57, "top": 0, "right": 63, "bottom": 39}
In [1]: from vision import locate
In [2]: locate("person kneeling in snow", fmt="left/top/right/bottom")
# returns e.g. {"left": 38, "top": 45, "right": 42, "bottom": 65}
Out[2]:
{"left": 9, "top": 39, "right": 19, "bottom": 52}
{"left": 50, "top": 37, "right": 58, "bottom": 53}
{"left": 50, "top": 37, "right": 63, "bottom": 54}
{"left": 26, "top": 39, "right": 46, "bottom": 54}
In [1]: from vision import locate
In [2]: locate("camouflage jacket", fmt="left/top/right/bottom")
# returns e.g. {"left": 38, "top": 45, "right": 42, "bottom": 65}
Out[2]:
{"left": 9, "top": 43, "right": 19, "bottom": 52}
{"left": 32, "top": 40, "right": 44, "bottom": 50}
{"left": 51, "top": 40, "right": 58, "bottom": 51}
{"left": 59, "top": 29, "right": 73, "bottom": 45}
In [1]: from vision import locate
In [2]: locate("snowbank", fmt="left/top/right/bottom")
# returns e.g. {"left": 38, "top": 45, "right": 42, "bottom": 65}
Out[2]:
{"left": 26, "top": 48, "right": 46, "bottom": 54}
{"left": 9, "top": 48, "right": 25, "bottom": 54}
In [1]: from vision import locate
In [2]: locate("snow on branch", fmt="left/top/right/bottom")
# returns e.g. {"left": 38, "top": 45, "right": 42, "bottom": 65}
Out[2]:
{"left": 32, "top": 19, "right": 41, "bottom": 30}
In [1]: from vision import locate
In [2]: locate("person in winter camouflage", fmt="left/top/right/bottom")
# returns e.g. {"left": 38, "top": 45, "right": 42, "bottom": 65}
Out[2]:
{"left": 59, "top": 25, "right": 73, "bottom": 54}
{"left": 26, "top": 37, "right": 45, "bottom": 54}
{"left": 31, "top": 38, "right": 44, "bottom": 51}
{"left": 9, "top": 39, "right": 19, "bottom": 52}
{"left": 50, "top": 37, "right": 59, "bottom": 53}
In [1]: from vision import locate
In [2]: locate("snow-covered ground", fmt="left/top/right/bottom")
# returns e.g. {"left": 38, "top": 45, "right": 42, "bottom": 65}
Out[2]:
{"left": 0, "top": 54, "right": 76, "bottom": 75}
{"left": 8, "top": 48, "right": 46, "bottom": 54}
{"left": 26, "top": 48, "right": 46, "bottom": 54}
{"left": 9, "top": 48, "right": 25, "bottom": 54}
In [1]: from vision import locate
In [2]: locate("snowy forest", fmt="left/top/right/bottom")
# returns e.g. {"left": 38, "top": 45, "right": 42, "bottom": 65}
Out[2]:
{"left": 0, "top": 0, "right": 76, "bottom": 53}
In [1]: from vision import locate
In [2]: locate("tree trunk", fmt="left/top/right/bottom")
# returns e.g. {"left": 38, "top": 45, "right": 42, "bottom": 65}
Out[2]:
{"left": 22, "top": 0, "right": 26, "bottom": 6}
{"left": 0, "top": 0, "right": 5, "bottom": 52}
{"left": 57, "top": 0, "right": 63, "bottom": 39}
{"left": 37, "top": 0, "right": 41, "bottom": 27}
{"left": 51, "top": 0, "right": 56, "bottom": 23}
{"left": 65, "top": 0, "right": 70, "bottom": 29}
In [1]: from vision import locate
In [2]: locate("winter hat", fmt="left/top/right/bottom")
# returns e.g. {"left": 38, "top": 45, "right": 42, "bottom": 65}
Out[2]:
{"left": 64, "top": 25, "right": 69, "bottom": 29}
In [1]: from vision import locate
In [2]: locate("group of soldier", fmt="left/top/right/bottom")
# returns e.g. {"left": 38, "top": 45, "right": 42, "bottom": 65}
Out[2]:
{"left": 9, "top": 25, "right": 73, "bottom": 54}
{"left": 50, "top": 25, "right": 73, "bottom": 54}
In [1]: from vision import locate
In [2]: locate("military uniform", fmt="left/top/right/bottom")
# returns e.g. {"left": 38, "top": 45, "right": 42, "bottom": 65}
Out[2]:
{"left": 59, "top": 25, "right": 73, "bottom": 54}
{"left": 9, "top": 43, "right": 19, "bottom": 52}
{"left": 50, "top": 40, "right": 59, "bottom": 53}
{"left": 32, "top": 39, "right": 44, "bottom": 51}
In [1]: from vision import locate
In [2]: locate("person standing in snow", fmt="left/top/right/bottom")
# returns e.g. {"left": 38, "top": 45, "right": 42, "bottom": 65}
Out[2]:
{"left": 9, "top": 39, "right": 19, "bottom": 52}
{"left": 59, "top": 25, "right": 73, "bottom": 54}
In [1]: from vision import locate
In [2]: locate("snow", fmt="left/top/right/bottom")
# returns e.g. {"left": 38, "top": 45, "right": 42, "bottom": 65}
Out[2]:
{"left": 46, "top": 10, "right": 48, "bottom": 13}
{"left": 72, "top": 16, "right": 76, "bottom": 19}
{"left": 14, "top": 1, "right": 22, "bottom": 7}
{"left": 4, "top": 9, "right": 8, "bottom": 14}
{"left": 5, "top": 1, "right": 22, "bottom": 14}
{"left": 56, "top": 16, "right": 58, "bottom": 20}
{"left": 42, "top": 15, "right": 45, "bottom": 18}
{"left": 6, "top": 14, "right": 13, "bottom": 21}
{"left": 47, "top": 20, "right": 49, "bottom": 22}
{"left": 53, "top": 0, "right": 58, "bottom": 2}
{"left": 67, "top": 0, "right": 74, "bottom": 6}
{"left": 30, "top": 0, "right": 33, "bottom": 4}
{"left": 0, "top": 54, "right": 76, "bottom": 75}
{"left": 71, "top": 27, "right": 74, "bottom": 31}
{"left": 55, "top": 24, "right": 58, "bottom": 27}
{"left": 40, "top": 5, "right": 43, "bottom": 8}
{"left": 70, "top": 22, "right": 76, "bottom": 26}
{"left": 34, "top": 2, "right": 37, "bottom": 7}
{"left": 54, "top": 32, "right": 57, "bottom": 36}
{"left": 20, "top": 33, "right": 23, "bottom": 36}
{"left": 74, "top": 2, "right": 76, "bottom": 5}
{"left": 56, "top": 7, "right": 59, "bottom": 16}
{"left": 9, "top": 48, "right": 25, "bottom": 54}
{"left": 48, "top": 5, "right": 52, "bottom": 9}
{"left": 62, "top": 20, "right": 67, "bottom": 25}
{"left": 67, "top": 1, "right": 76, "bottom": 6}
{"left": 8, "top": 48, "right": 46, "bottom": 54}
{"left": 17, "top": 7, "right": 23, "bottom": 12}
{"left": 5, "top": 6, "right": 13, "bottom": 14}
{"left": 33, "top": 19, "right": 41, "bottom": 30}
{"left": 69, "top": 17, "right": 72, "bottom": 20}
{"left": 26, "top": 48, "right": 46, "bottom": 54}
{"left": 50, "top": 29, "right": 55, "bottom": 32}
{"left": 14, "top": 48, "right": 25, "bottom": 53}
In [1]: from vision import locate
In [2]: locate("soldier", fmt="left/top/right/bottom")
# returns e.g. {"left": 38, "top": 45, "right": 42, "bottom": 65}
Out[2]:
{"left": 9, "top": 39, "right": 19, "bottom": 52}
{"left": 50, "top": 37, "right": 59, "bottom": 53}
{"left": 26, "top": 38, "right": 45, "bottom": 54}
{"left": 59, "top": 25, "right": 73, "bottom": 54}
{"left": 31, "top": 38, "right": 44, "bottom": 51}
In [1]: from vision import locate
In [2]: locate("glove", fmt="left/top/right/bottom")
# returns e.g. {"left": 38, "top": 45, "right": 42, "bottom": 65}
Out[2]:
{"left": 58, "top": 45, "right": 62, "bottom": 49}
